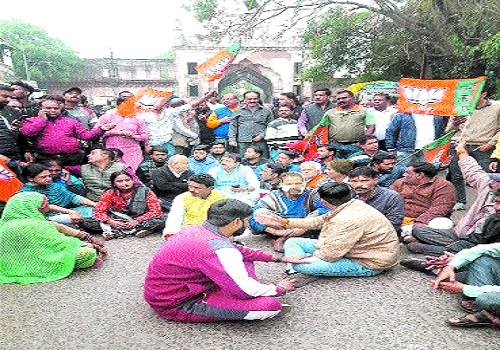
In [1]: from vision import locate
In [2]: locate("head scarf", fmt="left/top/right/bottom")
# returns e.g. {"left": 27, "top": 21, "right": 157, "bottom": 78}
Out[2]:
{"left": 0, "top": 192, "right": 82, "bottom": 284}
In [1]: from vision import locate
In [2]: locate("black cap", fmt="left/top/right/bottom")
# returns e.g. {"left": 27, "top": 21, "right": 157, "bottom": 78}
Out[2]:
{"left": 0, "top": 83, "right": 14, "bottom": 91}
{"left": 10, "top": 81, "right": 34, "bottom": 94}
{"left": 63, "top": 87, "right": 82, "bottom": 95}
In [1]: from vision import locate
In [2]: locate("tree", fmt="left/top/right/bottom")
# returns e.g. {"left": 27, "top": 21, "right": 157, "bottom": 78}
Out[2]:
{"left": 0, "top": 20, "right": 83, "bottom": 85}
{"left": 186, "top": 0, "right": 500, "bottom": 93}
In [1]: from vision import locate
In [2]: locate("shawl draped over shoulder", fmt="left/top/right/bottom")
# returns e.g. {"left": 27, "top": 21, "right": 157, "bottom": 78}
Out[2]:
{"left": 0, "top": 192, "right": 82, "bottom": 284}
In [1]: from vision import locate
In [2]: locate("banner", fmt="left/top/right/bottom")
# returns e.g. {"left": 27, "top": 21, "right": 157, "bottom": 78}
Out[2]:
{"left": 397, "top": 76, "right": 486, "bottom": 116}
{"left": 117, "top": 88, "right": 173, "bottom": 118}
{"left": 195, "top": 42, "right": 241, "bottom": 82}
{"left": 421, "top": 131, "right": 456, "bottom": 163}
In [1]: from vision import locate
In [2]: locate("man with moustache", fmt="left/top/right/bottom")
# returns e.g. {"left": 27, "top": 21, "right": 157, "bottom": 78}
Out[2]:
{"left": 349, "top": 166, "right": 404, "bottom": 235}
{"left": 297, "top": 88, "right": 335, "bottom": 137}
{"left": 228, "top": 91, "right": 273, "bottom": 158}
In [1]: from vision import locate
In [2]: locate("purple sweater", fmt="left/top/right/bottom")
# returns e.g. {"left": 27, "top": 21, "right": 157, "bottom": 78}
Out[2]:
{"left": 144, "top": 222, "right": 278, "bottom": 311}
{"left": 21, "top": 115, "right": 104, "bottom": 154}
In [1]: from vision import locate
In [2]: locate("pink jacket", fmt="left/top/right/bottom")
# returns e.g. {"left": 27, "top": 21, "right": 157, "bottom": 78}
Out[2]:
{"left": 21, "top": 115, "right": 103, "bottom": 154}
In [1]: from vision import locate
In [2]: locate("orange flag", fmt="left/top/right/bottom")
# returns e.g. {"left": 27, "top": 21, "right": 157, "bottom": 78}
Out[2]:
{"left": 397, "top": 76, "right": 486, "bottom": 116}
{"left": 117, "top": 88, "right": 173, "bottom": 118}
{"left": 195, "top": 42, "right": 241, "bottom": 82}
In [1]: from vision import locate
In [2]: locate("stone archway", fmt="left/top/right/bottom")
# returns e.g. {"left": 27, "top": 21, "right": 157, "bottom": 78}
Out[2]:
{"left": 218, "top": 60, "right": 274, "bottom": 102}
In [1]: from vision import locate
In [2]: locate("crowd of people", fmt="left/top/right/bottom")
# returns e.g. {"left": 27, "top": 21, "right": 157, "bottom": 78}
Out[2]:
{"left": 1, "top": 81, "right": 500, "bottom": 327}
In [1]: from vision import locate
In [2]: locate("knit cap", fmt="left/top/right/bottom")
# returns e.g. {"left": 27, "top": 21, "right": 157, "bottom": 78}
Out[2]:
{"left": 327, "top": 160, "right": 353, "bottom": 175}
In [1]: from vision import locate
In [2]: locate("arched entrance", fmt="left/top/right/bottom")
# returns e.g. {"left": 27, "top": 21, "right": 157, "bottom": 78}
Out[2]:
{"left": 218, "top": 61, "right": 273, "bottom": 102}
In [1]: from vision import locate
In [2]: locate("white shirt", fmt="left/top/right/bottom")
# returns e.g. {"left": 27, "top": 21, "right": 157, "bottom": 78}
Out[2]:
{"left": 369, "top": 106, "right": 396, "bottom": 140}
{"left": 413, "top": 114, "right": 435, "bottom": 149}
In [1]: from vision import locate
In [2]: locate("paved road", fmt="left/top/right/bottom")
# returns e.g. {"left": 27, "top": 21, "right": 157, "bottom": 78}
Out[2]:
{"left": 2, "top": 188, "right": 498, "bottom": 349}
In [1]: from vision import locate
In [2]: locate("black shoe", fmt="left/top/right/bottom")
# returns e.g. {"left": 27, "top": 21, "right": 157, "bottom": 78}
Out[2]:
{"left": 400, "top": 258, "right": 429, "bottom": 273}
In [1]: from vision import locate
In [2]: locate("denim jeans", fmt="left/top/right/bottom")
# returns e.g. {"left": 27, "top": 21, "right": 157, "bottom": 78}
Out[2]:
{"left": 476, "top": 292, "right": 500, "bottom": 316}
{"left": 466, "top": 256, "right": 500, "bottom": 287}
{"left": 284, "top": 238, "right": 382, "bottom": 277}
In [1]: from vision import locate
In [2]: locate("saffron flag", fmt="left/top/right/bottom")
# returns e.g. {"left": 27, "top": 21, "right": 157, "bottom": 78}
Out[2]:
{"left": 117, "top": 88, "right": 173, "bottom": 118}
{"left": 303, "top": 113, "right": 329, "bottom": 147}
{"left": 421, "top": 131, "right": 456, "bottom": 163}
{"left": 195, "top": 42, "right": 241, "bottom": 82}
{"left": 397, "top": 76, "right": 486, "bottom": 117}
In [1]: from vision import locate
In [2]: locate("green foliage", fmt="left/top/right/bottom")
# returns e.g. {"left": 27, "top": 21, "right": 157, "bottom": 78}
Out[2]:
{"left": 187, "top": 0, "right": 218, "bottom": 22}
{"left": 155, "top": 50, "right": 176, "bottom": 59}
{"left": 0, "top": 20, "right": 83, "bottom": 85}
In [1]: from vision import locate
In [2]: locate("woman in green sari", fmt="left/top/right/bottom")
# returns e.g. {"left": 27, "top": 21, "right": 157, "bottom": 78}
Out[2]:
{"left": 0, "top": 192, "right": 107, "bottom": 284}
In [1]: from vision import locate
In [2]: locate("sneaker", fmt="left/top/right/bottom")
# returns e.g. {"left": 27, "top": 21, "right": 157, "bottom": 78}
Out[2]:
{"left": 453, "top": 202, "right": 466, "bottom": 211}
{"left": 400, "top": 258, "right": 430, "bottom": 273}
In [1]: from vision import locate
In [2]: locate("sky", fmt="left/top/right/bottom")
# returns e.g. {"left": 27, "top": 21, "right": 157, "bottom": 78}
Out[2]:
{"left": 0, "top": 1, "right": 203, "bottom": 59}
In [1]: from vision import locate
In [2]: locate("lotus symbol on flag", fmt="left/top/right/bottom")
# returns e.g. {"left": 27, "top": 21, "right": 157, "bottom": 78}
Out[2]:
{"left": 402, "top": 87, "right": 446, "bottom": 105}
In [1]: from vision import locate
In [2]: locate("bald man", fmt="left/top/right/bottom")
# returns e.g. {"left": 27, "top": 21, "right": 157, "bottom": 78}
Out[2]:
{"left": 151, "top": 155, "right": 194, "bottom": 212}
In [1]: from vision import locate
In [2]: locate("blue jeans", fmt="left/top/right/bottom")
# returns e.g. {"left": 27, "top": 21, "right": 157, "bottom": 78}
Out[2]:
{"left": 476, "top": 292, "right": 500, "bottom": 316}
{"left": 466, "top": 256, "right": 500, "bottom": 287}
{"left": 284, "top": 238, "right": 382, "bottom": 277}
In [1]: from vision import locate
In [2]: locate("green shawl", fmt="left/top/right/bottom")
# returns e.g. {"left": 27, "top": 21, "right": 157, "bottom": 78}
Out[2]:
{"left": 0, "top": 192, "right": 83, "bottom": 284}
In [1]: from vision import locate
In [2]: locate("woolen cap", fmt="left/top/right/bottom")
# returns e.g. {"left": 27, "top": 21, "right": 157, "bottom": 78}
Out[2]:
{"left": 327, "top": 160, "right": 353, "bottom": 175}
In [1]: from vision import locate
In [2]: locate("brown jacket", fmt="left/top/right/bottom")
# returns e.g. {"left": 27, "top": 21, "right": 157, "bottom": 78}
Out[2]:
{"left": 288, "top": 199, "right": 400, "bottom": 270}
{"left": 390, "top": 176, "right": 456, "bottom": 225}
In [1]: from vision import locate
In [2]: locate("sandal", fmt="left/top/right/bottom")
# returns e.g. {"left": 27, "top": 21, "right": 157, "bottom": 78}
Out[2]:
{"left": 459, "top": 300, "right": 480, "bottom": 314}
{"left": 102, "top": 232, "right": 116, "bottom": 241}
{"left": 448, "top": 312, "right": 500, "bottom": 328}
{"left": 135, "top": 229, "right": 150, "bottom": 238}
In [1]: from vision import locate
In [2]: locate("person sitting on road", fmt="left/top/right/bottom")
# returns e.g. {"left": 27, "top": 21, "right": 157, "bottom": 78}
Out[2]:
{"left": 371, "top": 153, "right": 405, "bottom": 187}
{"left": 390, "top": 162, "right": 456, "bottom": 239}
{"left": 209, "top": 153, "right": 260, "bottom": 206}
{"left": 136, "top": 146, "right": 168, "bottom": 188}
{"left": 300, "top": 161, "right": 326, "bottom": 189}
{"left": 94, "top": 171, "right": 163, "bottom": 240}
{"left": 162, "top": 174, "right": 226, "bottom": 240}
{"left": 260, "top": 162, "right": 287, "bottom": 191}
{"left": 0, "top": 192, "right": 106, "bottom": 284}
{"left": 20, "top": 163, "right": 96, "bottom": 225}
{"left": 40, "top": 158, "right": 85, "bottom": 196}
{"left": 324, "top": 159, "right": 353, "bottom": 183}
{"left": 249, "top": 172, "right": 325, "bottom": 252}
{"left": 254, "top": 182, "right": 400, "bottom": 277}
{"left": 431, "top": 243, "right": 500, "bottom": 329}
{"left": 348, "top": 135, "right": 388, "bottom": 167}
{"left": 144, "top": 199, "right": 308, "bottom": 323}
{"left": 151, "top": 154, "right": 193, "bottom": 212}
{"left": 188, "top": 144, "right": 219, "bottom": 175}
{"left": 349, "top": 166, "right": 404, "bottom": 235}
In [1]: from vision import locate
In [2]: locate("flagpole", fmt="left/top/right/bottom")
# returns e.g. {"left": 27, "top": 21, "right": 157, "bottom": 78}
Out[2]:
{"left": 394, "top": 149, "right": 422, "bottom": 166}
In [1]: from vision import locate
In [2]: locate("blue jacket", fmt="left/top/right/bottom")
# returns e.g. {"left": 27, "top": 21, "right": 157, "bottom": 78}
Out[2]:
{"left": 212, "top": 106, "right": 233, "bottom": 138}
{"left": 385, "top": 113, "right": 446, "bottom": 153}
{"left": 188, "top": 154, "right": 219, "bottom": 174}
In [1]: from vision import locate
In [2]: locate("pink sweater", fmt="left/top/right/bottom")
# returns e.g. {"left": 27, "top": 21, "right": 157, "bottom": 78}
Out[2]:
{"left": 21, "top": 115, "right": 103, "bottom": 154}
{"left": 144, "top": 223, "right": 278, "bottom": 311}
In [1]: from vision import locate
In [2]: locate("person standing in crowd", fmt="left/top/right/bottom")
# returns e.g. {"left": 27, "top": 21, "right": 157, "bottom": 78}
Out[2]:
{"left": 273, "top": 92, "right": 303, "bottom": 121}
{"left": 446, "top": 89, "right": 500, "bottom": 210}
{"left": 10, "top": 81, "right": 39, "bottom": 118}
{"left": 207, "top": 93, "right": 240, "bottom": 147}
{"left": 298, "top": 88, "right": 334, "bottom": 137}
{"left": 21, "top": 96, "right": 116, "bottom": 168}
{"left": 265, "top": 103, "right": 300, "bottom": 158}
{"left": 366, "top": 93, "right": 396, "bottom": 151}
{"left": 62, "top": 87, "right": 98, "bottom": 129}
{"left": 95, "top": 97, "right": 149, "bottom": 172}
{"left": 325, "top": 90, "right": 375, "bottom": 159}
{"left": 229, "top": 91, "right": 273, "bottom": 159}
{"left": 195, "top": 100, "right": 215, "bottom": 145}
